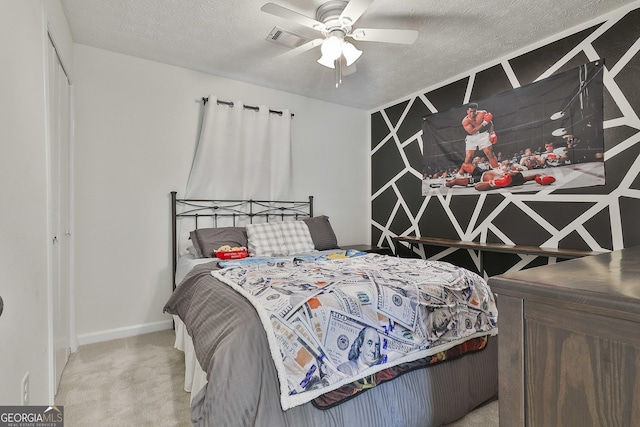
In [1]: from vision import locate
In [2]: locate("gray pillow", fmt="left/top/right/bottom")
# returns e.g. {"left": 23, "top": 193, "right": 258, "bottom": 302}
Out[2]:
{"left": 303, "top": 215, "right": 339, "bottom": 250}
{"left": 189, "top": 227, "right": 248, "bottom": 258}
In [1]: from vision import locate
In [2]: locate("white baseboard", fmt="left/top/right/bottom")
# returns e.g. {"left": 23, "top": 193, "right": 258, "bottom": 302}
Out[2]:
{"left": 76, "top": 319, "right": 174, "bottom": 347}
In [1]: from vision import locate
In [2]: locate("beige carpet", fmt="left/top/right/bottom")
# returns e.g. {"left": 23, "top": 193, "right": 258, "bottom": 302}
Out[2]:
{"left": 55, "top": 329, "right": 191, "bottom": 426}
{"left": 55, "top": 329, "right": 498, "bottom": 426}
{"left": 444, "top": 398, "right": 498, "bottom": 426}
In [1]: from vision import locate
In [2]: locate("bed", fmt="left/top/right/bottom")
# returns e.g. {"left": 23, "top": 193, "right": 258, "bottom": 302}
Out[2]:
{"left": 164, "top": 192, "right": 499, "bottom": 426}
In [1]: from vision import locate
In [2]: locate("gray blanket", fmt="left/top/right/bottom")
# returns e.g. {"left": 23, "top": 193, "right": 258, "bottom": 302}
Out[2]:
{"left": 164, "top": 261, "right": 498, "bottom": 427}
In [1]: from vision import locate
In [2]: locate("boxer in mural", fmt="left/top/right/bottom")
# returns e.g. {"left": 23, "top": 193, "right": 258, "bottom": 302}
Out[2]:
{"left": 458, "top": 103, "right": 500, "bottom": 175}
{"left": 445, "top": 161, "right": 556, "bottom": 190}
{"left": 473, "top": 168, "right": 555, "bottom": 191}
{"left": 446, "top": 157, "right": 486, "bottom": 188}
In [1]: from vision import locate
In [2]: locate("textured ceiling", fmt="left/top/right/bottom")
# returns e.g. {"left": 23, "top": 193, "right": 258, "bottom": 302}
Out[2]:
{"left": 60, "top": 0, "right": 637, "bottom": 110}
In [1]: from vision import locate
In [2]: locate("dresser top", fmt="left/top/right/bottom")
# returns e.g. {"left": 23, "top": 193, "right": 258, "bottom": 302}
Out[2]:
{"left": 488, "top": 246, "right": 640, "bottom": 315}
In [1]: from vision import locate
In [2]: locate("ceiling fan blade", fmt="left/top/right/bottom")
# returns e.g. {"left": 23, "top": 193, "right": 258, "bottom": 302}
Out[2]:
{"left": 339, "top": 0, "right": 374, "bottom": 26}
{"left": 278, "top": 38, "right": 324, "bottom": 60}
{"left": 261, "top": 3, "right": 326, "bottom": 32}
{"left": 349, "top": 28, "right": 419, "bottom": 44}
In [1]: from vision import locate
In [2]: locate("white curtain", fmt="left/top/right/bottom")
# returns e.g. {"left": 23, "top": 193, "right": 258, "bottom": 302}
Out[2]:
{"left": 185, "top": 96, "right": 293, "bottom": 200}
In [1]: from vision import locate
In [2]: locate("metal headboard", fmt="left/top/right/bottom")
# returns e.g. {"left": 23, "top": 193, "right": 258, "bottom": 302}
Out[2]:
{"left": 170, "top": 191, "right": 314, "bottom": 289}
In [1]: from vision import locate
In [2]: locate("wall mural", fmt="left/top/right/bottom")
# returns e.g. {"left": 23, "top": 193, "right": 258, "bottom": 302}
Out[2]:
{"left": 421, "top": 61, "right": 604, "bottom": 195}
{"left": 370, "top": 6, "right": 640, "bottom": 276}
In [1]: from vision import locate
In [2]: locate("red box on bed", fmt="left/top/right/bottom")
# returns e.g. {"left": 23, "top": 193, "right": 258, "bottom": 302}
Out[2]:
{"left": 215, "top": 249, "right": 248, "bottom": 260}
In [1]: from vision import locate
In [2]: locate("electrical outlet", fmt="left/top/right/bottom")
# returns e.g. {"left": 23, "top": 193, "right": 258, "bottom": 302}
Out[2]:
{"left": 21, "top": 372, "right": 29, "bottom": 406}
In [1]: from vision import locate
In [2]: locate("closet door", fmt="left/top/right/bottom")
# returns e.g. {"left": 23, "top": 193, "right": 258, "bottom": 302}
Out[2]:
{"left": 48, "top": 34, "right": 71, "bottom": 395}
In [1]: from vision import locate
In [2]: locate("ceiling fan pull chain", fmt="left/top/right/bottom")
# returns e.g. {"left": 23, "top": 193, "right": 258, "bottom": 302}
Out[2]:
{"left": 335, "top": 57, "right": 343, "bottom": 88}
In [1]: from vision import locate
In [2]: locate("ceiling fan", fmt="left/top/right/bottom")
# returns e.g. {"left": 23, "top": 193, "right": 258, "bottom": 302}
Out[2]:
{"left": 261, "top": 0, "right": 418, "bottom": 87}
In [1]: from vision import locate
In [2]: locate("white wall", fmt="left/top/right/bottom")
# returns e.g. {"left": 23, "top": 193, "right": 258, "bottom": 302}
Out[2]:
{"left": 72, "top": 44, "right": 370, "bottom": 342}
{"left": 0, "top": 0, "right": 73, "bottom": 405}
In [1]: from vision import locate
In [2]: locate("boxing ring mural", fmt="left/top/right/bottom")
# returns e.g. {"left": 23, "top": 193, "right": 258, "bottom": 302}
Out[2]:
{"left": 421, "top": 61, "right": 604, "bottom": 195}
{"left": 369, "top": 4, "right": 640, "bottom": 276}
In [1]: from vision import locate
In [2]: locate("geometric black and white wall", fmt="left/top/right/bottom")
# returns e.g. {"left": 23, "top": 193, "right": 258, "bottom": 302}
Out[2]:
{"left": 370, "top": 5, "right": 640, "bottom": 276}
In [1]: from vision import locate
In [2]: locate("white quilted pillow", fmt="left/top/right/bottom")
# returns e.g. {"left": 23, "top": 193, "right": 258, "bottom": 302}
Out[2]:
{"left": 246, "top": 222, "right": 288, "bottom": 257}
{"left": 246, "top": 221, "right": 314, "bottom": 257}
{"left": 278, "top": 221, "right": 315, "bottom": 254}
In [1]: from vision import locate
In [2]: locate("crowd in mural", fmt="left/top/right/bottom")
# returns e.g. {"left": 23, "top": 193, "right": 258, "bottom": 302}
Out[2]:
{"left": 423, "top": 130, "right": 603, "bottom": 191}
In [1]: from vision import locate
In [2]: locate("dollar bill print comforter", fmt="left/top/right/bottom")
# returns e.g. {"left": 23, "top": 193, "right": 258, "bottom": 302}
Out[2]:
{"left": 164, "top": 253, "right": 499, "bottom": 426}
{"left": 210, "top": 253, "right": 498, "bottom": 411}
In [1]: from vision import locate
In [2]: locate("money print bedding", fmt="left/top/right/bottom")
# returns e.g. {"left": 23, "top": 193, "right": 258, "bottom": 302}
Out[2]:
{"left": 165, "top": 252, "right": 498, "bottom": 426}
{"left": 211, "top": 253, "right": 498, "bottom": 410}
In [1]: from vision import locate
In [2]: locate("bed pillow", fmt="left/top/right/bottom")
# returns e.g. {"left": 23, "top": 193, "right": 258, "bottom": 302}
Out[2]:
{"left": 279, "top": 221, "right": 316, "bottom": 254}
{"left": 188, "top": 232, "right": 204, "bottom": 257}
{"left": 303, "top": 215, "right": 339, "bottom": 250}
{"left": 185, "top": 244, "right": 199, "bottom": 257}
{"left": 189, "top": 227, "right": 248, "bottom": 258}
{"left": 246, "top": 222, "right": 287, "bottom": 257}
{"left": 246, "top": 221, "right": 315, "bottom": 257}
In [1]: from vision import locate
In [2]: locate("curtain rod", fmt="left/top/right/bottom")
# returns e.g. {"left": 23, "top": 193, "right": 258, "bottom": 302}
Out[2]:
{"left": 201, "top": 97, "right": 294, "bottom": 117}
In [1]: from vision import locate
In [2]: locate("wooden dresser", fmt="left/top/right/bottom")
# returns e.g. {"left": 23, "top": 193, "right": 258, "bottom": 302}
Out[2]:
{"left": 488, "top": 246, "right": 640, "bottom": 427}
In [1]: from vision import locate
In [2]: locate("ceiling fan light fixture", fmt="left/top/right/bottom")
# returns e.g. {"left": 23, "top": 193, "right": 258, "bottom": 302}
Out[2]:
{"left": 317, "top": 53, "right": 336, "bottom": 69}
{"left": 321, "top": 35, "right": 343, "bottom": 60}
{"left": 342, "top": 42, "right": 362, "bottom": 66}
{"left": 317, "top": 34, "right": 343, "bottom": 68}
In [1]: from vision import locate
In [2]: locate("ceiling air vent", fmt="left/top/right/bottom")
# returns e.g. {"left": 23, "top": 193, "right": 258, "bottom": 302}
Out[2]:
{"left": 266, "top": 26, "right": 309, "bottom": 48}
